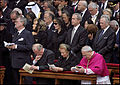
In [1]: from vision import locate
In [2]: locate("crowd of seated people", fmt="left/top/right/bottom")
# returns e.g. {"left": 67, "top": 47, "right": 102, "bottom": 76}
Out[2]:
{"left": 0, "top": 0, "right": 119, "bottom": 84}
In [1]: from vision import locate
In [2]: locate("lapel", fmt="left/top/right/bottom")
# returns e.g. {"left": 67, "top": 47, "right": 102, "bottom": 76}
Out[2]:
{"left": 71, "top": 26, "right": 80, "bottom": 44}
{"left": 69, "top": 28, "right": 73, "bottom": 42}
{"left": 96, "top": 28, "right": 109, "bottom": 43}
{"left": 12, "top": 29, "right": 25, "bottom": 42}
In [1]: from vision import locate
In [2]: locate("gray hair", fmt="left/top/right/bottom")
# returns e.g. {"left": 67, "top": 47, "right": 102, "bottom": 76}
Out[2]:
{"left": 110, "top": 20, "right": 119, "bottom": 28}
{"left": 44, "top": 11, "right": 55, "bottom": 20}
{"left": 59, "top": 43, "right": 71, "bottom": 52}
{"left": 32, "top": 43, "right": 43, "bottom": 51}
{"left": 88, "top": 2, "right": 98, "bottom": 10}
{"left": 81, "top": 45, "right": 93, "bottom": 52}
{"left": 80, "top": 1, "right": 88, "bottom": 7}
{"left": 103, "top": 8, "right": 112, "bottom": 16}
{"left": 100, "top": 14, "right": 110, "bottom": 23}
{"left": 13, "top": 8, "right": 23, "bottom": 15}
{"left": 18, "top": 16, "right": 27, "bottom": 26}
{"left": 73, "top": 13, "right": 82, "bottom": 22}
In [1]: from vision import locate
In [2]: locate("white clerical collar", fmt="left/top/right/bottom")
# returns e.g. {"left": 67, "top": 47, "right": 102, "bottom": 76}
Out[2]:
{"left": 81, "top": 8, "right": 87, "bottom": 17}
{"left": 116, "top": 28, "right": 119, "bottom": 35}
{"left": 2, "top": 6, "right": 7, "bottom": 12}
{"left": 74, "top": 24, "right": 80, "bottom": 30}
{"left": 18, "top": 27, "right": 25, "bottom": 35}
{"left": 103, "top": 26, "right": 110, "bottom": 34}
{"left": 48, "top": 22, "right": 53, "bottom": 29}
{"left": 92, "top": 11, "right": 99, "bottom": 18}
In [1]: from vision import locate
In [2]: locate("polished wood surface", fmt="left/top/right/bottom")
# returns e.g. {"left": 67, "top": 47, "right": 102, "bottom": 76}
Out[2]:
{"left": 0, "top": 67, "right": 5, "bottom": 84}
{"left": 19, "top": 70, "right": 97, "bottom": 84}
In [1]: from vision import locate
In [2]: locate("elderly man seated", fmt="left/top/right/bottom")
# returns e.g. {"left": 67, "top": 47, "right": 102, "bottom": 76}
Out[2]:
{"left": 71, "top": 45, "right": 111, "bottom": 84}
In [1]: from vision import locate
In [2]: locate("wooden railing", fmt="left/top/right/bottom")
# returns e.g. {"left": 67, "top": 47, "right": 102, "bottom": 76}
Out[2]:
{"left": 107, "top": 63, "right": 120, "bottom": 85}
{"left": 19, "top": 70, "right": 97, "bottom": 85}
{"left": 0, "top": 66, "right": 5, "bottom": 85}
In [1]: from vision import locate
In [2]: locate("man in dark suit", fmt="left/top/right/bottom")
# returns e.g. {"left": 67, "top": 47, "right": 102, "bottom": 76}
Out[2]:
{"left": 110, "top": 20, "right": 119, "bottom": 63}
{"left": 0, "top": 0, "right": 12, "bottom": 21}
{"left": 0, "top": 18, "right": 12, "bottom": 84}
{"left": 6, "top": 16, "right": 34, "bottom": 84}
{"left": 92, "top": 15, "right": 116, "bottom": 63}
{"left": 77, "top": 1, "right": 91, "bottom": 27}
{"left": 65, "top": 13, "right": 88, "bottom": 63}
{"left": 30, "top": 43, "right": 55, "bottom": 84}
{"left": 99, "top": 0, "right": 109, "bottom": 10}
{"left": 88, "top": 2, "right": 103, "bottom": 29}
{"left": 44, "top": 11, "right": 55, "bottom": 50}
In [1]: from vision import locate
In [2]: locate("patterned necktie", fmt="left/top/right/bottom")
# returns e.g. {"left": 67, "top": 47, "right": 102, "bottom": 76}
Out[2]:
{"left": 98, "top": 30, "right": 104, "bottom": 40}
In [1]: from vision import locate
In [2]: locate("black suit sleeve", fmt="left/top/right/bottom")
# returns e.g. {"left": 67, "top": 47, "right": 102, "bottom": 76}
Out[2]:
{"left": 17, "top": 32, "right": 34, "bottom": 51}
{"left": 72, "top": 29, "right": 88, "bottom": 53}
{"left": 98, "top": 32, "right": 116, "bottom": 55}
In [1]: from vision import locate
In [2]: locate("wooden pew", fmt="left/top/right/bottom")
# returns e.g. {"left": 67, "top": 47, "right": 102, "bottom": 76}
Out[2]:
{"left": 19, "top": 70, "right": 97, "bottom": 85}
{"left": 106, "top": 63, "right": 120, "bottom": 84}
{"left": 0, "top": 66, "right": 5, "bottom": 84}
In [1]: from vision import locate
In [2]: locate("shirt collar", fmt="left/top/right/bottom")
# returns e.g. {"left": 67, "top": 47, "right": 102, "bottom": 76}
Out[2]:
{"left": 92, "top": 11, "right": 99, "bottom": 18}
{"left": 74, "top": 24, "right": 80, "bottom": 30}
{"left": 116, "top": 28, "right": 119, "bottom": 35}
{"left": 103, "top": 26, "right": 110, "bottom": 34}
{"left": 72, "top": 1, "right": 78, "bottom": 6}
{"left": 2, "top": 6, "right": 7, "bottom": 12}
{"left": 81, "top": 8, "right": 87, "bottom": 17}
{"left": 48, "top": 22, "right": 53, "bottom": 29}
{"left": 18, "top": 27, "right": 25, "bottom": 34}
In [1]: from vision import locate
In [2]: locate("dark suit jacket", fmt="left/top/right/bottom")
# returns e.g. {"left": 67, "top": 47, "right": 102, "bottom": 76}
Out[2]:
{"left": 46, "top": 23, "right": 55, "bottom": 50}
{"left": 35, "top": 49, "right": 55, "bottom": 71}
{"left": 92, "top": 27, "right": 116, "bottom": 63}
{"left": 55, "top": 51, "right": 78, "bottom": 71}
{"left": 80, "top": 9, "right": 91, "bottom": 27}
{"left": 65, "top": 26, "right": 88, "bottom": 62}
{"left": 51, "top": 29, "right": 67, "bottom": 59}
{"left": 3, "top": 7, "right": 12, "bottom": 21}
{"left": 0, "top": 29, "right": 12, "bottom": 66}
{"left": 35, "top": 31, "right": 48, "bottom": 48}
{"left": 10, "top": 29, "right": 34, "bottom": 69}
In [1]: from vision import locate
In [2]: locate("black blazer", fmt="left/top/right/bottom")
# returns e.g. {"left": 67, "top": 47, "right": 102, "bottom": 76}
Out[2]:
{"left": 55, "top": 51, "right": 78, "bottom": 71}
{"left": 65, "top": 26, "right": 88, "bottom": 61}
{"left": 80, "top": 9, "right": 91, "bottom": 27}
{"left": 3, "top": 7, "right": 12, "bottom": 21}
{"left": 36, "top": 49, "right": 55, "bottom": 71}
{"left": 92, "top": 27, "right": 116, "bottom": 63}
{"left": 46, "top": 23, "right": 55, "bottom": 50}
{"left": 10, "top": 29, "right": 34, "bottom": 68}
{"left": 51, "top": 29, "right": 67, "bottom": 59}
{"left": 35, "top": 31, "right": 48, "bottom": 48}
{"left": 0, "top": 29, "right": 12, "bottom": 66}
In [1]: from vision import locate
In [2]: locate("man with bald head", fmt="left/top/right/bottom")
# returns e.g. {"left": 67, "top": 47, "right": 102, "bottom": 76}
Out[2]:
{"left": 30, "top": 43, "right": 55, "bottom": 84}
{"left": 71, "top": 45, "right": 111, "bottom": 84}
{"left": 77, "top": 0, "right": 91, "bottom": 27}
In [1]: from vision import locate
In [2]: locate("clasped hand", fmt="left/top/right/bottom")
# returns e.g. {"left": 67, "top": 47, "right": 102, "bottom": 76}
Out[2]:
{"left": 71, "top": 66, "right": 85, "bottom": 73}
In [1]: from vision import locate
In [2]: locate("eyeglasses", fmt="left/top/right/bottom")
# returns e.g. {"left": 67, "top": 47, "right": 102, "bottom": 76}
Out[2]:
{"left": 54, "top": 23, "right": 58, "bottom": 25}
